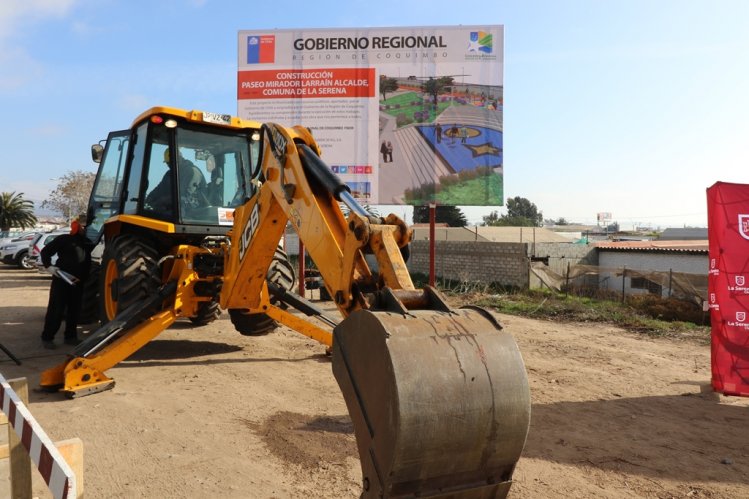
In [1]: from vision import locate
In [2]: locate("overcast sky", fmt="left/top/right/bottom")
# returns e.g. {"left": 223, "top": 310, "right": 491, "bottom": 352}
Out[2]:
{"left": 1, "top": 0, "right": 746, "bottom": 229}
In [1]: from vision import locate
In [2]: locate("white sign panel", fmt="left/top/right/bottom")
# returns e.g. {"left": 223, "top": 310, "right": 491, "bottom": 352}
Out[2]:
{"left": 238, "top": 26, "right": 503, "bottom": 206}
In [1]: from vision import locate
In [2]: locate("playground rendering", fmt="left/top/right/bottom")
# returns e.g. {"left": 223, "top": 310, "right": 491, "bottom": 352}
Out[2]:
{"left": 377, "top": 82, "right": 503, "bottom": 205}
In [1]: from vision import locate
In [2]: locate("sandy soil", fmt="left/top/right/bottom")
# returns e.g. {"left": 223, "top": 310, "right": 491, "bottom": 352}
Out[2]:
{"left": 0, "top": 266, "right": 747, "bottom": 498}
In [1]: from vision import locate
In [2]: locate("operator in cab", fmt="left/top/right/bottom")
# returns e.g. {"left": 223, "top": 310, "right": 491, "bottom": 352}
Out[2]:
{"left": 145, "top": 148, "right": 208, "bottom": 214}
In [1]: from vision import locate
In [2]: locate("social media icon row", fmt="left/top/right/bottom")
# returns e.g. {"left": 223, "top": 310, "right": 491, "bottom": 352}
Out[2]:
{"left": 331, "top": 165, "right": 372, "bottom": 175}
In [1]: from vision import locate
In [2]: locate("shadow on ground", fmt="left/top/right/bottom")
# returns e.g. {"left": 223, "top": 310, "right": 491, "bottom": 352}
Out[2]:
{"left": 525, "top": 391, "right": 749, "bottom": 484}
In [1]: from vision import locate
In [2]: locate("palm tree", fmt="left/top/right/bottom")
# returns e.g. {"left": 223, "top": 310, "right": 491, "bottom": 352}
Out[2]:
{"left": 0, "top": 192, "right": 37, "bottom": 233}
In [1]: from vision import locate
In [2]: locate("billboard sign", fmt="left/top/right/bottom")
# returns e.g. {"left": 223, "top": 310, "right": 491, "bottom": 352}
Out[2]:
{"left": 597, "top": 212, "right": 612, "bottom": 223}
{"left": 707, "top": 181, "right": 749, "bottom": 396}
{"left": 237, "top": 25, "right": 503, "bottom": 206}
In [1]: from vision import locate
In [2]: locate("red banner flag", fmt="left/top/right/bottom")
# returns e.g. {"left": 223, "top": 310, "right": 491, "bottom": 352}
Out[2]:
{"left": 707, "top": 181, "right": 749, "bottom": 396}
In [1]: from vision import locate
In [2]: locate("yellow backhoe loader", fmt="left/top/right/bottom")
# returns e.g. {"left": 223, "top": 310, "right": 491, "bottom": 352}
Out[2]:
{"left": 40, "top": 107, "right": 530, "bottom": 498}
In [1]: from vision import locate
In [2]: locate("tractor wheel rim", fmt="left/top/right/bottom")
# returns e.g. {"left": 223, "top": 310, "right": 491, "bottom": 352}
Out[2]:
{"left": 104, "top": 259, "right": 119, "bottom": 320}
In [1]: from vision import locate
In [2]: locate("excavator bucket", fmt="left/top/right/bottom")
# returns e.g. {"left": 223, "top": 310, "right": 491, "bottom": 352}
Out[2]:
{"left": 332, "top": 307, "right": 530, "bottom": 498}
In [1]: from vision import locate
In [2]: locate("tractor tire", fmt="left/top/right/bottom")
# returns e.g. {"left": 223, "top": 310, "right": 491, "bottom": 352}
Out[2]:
{"left": 79, "top": 262, "right": 101, "bottom": 325}
{"left": 189, "top": 298, "right": 221, "bottom": 326}
{"left": 230, "top": 247, "right": 295, "bottom": 336}
{"left": 268, "top": 246, "right": 295, "bottom": 302}
{"left": 100, "top": 234, "right": 162, "bottom": 323}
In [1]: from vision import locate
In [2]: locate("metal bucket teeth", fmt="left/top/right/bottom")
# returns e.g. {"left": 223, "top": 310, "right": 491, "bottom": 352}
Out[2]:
{"left": 332, "top": 307, "right": 531, "bottom": 498}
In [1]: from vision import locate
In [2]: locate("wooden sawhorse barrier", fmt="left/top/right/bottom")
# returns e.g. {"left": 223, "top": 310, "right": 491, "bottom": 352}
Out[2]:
{"left": 0, "top": 375, "right": 82, "bottom": 498}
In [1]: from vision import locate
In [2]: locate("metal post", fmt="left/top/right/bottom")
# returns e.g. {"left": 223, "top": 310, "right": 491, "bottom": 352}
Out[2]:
{"left": 532, "top": 227, "right": 536, "bottom": 257}
{"left": 621, "top": 266, "right": 626, "bottom": 303}
{"left": 429, "top": 203, "right": 436, "bottom": 287}
{"left": 668, "top": 268, "right": 673, "bottom": 297}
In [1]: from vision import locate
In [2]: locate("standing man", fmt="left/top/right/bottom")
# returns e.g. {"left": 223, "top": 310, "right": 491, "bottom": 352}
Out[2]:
{"left": 449, "top": 124, "right": 459, "bottom": 144}
{"left": 40, "top": 214, "right": 92, "bottom": 349}
{"left": 460, "top": 125, "right": 468, "bottom": 144}
{"left": 435, "top": 123, "right": 442, "bottom": 143}
{"left": 380, "top": 140, "right": 389, "bottom": 163}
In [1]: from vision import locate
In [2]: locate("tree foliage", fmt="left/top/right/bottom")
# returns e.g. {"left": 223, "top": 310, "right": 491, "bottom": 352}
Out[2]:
{"left": 481, "top": 211, "right": 500, "bottom": 226}
{"left": 412, "top": 205, "right": 467, "bottom": 227}
{"left": 42, "top": 170, "right": 96, "bottom": 221}
{"left": 482, "top": 197, "right": 543, "bottom": 227}
{"left": 379, "top": 76, "right": 399, "bottom": 101}
{"left": 421, "top": 76, "right": 454, "bottom": 108}
{"left": 0, "top": 192, "right": 37, "bottom": 232}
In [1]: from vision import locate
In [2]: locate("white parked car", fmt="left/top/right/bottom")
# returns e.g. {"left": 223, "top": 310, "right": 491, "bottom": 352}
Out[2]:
{"left": 30, "top": 230, "right": 70, "bottom": 271}
{"left": 0, "top": 230, "right": 35, "bottom": 247}
{"left": 0, "top": 232, "right": 39, "bottom": 269}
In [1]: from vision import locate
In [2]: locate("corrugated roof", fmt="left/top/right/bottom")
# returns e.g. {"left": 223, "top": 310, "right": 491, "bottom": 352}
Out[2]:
{"left": 594, "top": 240, "right": 708, "bottom": 253}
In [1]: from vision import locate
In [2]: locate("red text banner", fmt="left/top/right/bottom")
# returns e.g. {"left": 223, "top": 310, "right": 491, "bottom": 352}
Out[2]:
{"left": 707, "top": 181, "right": 749, "bottom": 396}
{"left": 238, "top": 68, "right": 376, "bottom": 99}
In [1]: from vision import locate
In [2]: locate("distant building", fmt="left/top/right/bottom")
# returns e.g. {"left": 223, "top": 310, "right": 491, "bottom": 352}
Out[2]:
{"left": 658, "top": 228, "right": 708, "bottom": 240}
{"left": 594, "top": 240, "right": 708, "bottom": 302}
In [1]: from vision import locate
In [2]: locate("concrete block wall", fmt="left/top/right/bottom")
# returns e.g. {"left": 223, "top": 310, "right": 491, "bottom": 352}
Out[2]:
{"left": 408, "top": 240, "right": 529, "bottom": 288}
{"left": 531, "top": 243, "right": 598, "bottom": 275}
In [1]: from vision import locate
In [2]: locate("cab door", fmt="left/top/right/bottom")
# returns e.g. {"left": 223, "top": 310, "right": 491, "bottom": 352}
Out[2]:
{"left": 85, "top": 130, "right": 131, "bottom": 244}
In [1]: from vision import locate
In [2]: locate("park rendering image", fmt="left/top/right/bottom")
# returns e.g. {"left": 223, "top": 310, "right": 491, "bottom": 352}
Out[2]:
{"left": 377, "top": 83, "right": 503, "bottom": 206}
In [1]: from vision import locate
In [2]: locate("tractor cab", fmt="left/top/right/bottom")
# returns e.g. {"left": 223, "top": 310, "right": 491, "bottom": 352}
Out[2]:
{"left": 86, "top": 108, "right": 262, "bottom": 245}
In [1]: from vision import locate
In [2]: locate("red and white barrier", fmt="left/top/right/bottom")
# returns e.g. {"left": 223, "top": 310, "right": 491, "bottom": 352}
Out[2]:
{"left": 0, "top": 373, "right": 76, "bottom": 499}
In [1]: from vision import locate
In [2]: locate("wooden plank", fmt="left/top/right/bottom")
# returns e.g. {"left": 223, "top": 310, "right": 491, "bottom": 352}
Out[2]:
{"left": 55, "top": 438, "right": 83, "bottom": 499}
{"left": 0, "top": 442, "right": 8, "bottom": 460}
{"left": 7, "top": 377, "right": 32, "bottom": 499}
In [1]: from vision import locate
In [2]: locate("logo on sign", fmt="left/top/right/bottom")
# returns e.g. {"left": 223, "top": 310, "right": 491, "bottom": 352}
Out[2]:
{"left": 467, "top": 31, "right": 492, "bottom": 54}
{"left": 737, "top": 311, "right": 746, "bottom": 322}
{"left": 737, "top": 276, "right": 746, "bottom": 287}
{"left": 709, "top": 257, "right": 720, "bottom": 276}
{"left": 711, "top": 293, "right": 716, "bottom": 303}
{"left": 247, "top": 35, "right": 275, "bottom": 64}
{"left": 740, "top": 214, "right": 749, "bottom": 240}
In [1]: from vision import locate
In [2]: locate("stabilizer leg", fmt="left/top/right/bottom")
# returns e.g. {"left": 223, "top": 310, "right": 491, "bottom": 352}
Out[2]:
{"left": 40, "top": 282, "right": 178, "bottom": 397}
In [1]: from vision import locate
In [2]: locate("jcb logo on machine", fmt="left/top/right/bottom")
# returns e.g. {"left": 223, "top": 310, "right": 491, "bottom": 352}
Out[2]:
{"left": 268, "top": 124, "right": 288, "bottom": 162}
{"left": 239, "top": 203, "right": 261, "bottom": 262}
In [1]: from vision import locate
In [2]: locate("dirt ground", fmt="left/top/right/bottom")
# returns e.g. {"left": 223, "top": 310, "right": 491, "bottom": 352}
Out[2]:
{"left": 0, "top": 266, "right": 747, "bottom": 498}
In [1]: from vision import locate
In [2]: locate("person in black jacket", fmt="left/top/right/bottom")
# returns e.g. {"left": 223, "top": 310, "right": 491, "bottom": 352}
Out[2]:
{"left": 40, "top": 214, "right": 92, "bottom": 349}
